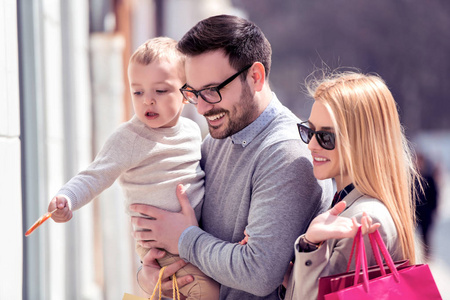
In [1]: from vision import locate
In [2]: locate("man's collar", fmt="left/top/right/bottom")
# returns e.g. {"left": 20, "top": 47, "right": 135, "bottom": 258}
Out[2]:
{"left": 231, "top": 93, "right": 282, "bottom": 147}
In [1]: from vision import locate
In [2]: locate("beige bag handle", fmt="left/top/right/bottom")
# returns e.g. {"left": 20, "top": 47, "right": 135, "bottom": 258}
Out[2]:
{"left": 149, "top": 266, "right": 181, "bottom": 300}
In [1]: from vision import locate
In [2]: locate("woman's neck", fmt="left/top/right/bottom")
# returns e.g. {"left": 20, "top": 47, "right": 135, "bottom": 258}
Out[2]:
{"left": 335, "top": 175, "right": 353, "bottom": 191}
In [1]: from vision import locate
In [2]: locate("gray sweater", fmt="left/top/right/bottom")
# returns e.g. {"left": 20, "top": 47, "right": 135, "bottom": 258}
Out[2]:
{"left": 179, "top": 95, "right": 333, "bottom": 299}
{"left": 57, "top": 115, "right": 204, "bottom": 219}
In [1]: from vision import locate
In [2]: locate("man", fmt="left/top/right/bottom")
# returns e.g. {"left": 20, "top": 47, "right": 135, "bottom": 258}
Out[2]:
{"left": 130, "top": 14, "right": 332, "bottom": 299}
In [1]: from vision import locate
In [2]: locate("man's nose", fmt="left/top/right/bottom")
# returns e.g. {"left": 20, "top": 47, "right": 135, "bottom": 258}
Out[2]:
{"left": 196, "top": 97, "right": 214, "bottom": 115}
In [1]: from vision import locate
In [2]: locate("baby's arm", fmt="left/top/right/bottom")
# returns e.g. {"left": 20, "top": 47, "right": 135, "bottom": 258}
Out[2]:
{"left": 48, "top": 195, "right": 73, "bottom": 222}
{"left": 50, "top": 124, "right": 135, "bottom": 215}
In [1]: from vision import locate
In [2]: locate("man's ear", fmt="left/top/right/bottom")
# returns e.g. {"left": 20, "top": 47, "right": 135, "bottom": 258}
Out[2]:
{"left": 248, "top": 62, "right": 265, "bottom": 92}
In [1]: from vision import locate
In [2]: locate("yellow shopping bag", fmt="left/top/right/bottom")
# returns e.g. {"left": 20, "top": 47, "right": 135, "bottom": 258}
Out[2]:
{"left": 122, "top": 293, "right": 148, "bottom": 300}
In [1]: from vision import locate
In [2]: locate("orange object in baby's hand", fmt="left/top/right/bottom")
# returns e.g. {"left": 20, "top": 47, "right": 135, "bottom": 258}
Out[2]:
{"left": 25, "top": 208, "right": 57, "bottom": 237}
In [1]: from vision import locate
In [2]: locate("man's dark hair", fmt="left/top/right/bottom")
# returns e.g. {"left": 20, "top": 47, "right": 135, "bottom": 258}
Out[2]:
{"left": 177, "top": 14, "right": 272, "bottom": 79}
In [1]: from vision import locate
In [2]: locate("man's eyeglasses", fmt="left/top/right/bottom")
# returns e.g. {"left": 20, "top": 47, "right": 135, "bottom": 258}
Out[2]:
{"left": 297, "top": 122, "right": 336, "bottom": 150}
{"left": 179, "top": 64, "right": 252, "bottom": 105}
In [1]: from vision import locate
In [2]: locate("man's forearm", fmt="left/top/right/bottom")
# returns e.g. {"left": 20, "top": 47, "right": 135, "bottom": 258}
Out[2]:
{"left": 179, "top": 226, "right": 292, "bottom": 296}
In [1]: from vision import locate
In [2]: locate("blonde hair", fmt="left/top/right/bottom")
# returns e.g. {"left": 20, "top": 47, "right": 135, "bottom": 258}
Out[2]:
{"left": 307, "top": 71, "right": 419, "bottom": 263}
{"left": 129, "top": 37, "right": 186, "bottom": 81}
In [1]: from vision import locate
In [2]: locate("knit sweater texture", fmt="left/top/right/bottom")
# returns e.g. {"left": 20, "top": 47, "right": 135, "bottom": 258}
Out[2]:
{"left": 179, "top": 95, "right": 333, "bottom": 299}
{"left": 57, "top": 115, "right": 204, "bottom": 219}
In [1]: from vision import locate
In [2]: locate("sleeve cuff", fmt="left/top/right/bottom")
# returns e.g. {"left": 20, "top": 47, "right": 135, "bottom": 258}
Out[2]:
{"left": 178, "top": 226, "right": 203, "bottom": 260}
{"left": 296, "top": 234, "right": 323, "bottom": 253}
{"left": 57, "top": 194, "right": 73, "bottom": 210}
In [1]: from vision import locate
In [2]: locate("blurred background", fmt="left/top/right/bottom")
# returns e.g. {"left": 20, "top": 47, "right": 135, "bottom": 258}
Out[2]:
{"left": 1, "top": 0, "right": 449, "bottom": 299}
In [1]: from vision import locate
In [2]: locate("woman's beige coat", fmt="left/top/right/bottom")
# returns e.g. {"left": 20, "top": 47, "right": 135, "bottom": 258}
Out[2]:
{"left": 285, "top": 189, "right": 403, "bottom": 300}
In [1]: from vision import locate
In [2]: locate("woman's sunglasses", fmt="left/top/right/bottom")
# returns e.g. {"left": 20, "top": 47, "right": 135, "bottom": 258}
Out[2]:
{"left": 297, "top": 122, "right": 336, "bottom": 150}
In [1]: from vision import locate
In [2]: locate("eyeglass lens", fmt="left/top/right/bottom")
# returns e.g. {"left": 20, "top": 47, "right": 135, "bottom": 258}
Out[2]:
{"left": 182, "top": 87, "right": 220, "bottom": 104}
{"left": 180, "top": 64, "right": 252, "bottom": 105}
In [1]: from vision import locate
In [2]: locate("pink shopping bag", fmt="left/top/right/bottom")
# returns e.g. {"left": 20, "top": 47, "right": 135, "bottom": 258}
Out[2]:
{"left": 318, "top": 228, "right": 442, "bottom": 299}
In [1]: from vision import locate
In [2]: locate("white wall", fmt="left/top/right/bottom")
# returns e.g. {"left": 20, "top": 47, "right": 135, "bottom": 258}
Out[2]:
{"left": 14, "top": 1, "right": 249, "bottom": 299}
{"left": 19, "top": 0, "right": 103, "bottom": 299}
{"left": 0, "top": 0, "right": 23, "bottom": 299}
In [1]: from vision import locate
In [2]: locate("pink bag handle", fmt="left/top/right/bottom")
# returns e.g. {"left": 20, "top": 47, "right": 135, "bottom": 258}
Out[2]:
{"left": 346, "top": 228, "right": 358, "bottom": 272}
{"left": 368, "top": 232, "right": 386, "bottom": 276}
{"left": 346, "top": 227, "right": 370, "bottom": 292}
{"left": 368, "top": 230, "right": 400, "bottom": 282}
{"left": 346, "top": 227, "right": 401, "bottom": 293}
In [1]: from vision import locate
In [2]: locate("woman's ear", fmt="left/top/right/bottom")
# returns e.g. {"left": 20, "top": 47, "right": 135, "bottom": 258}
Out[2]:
{"left": 248, "top": 62, "right": 265, "bottom": 92}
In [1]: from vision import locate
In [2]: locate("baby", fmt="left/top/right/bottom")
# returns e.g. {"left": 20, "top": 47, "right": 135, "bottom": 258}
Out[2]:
{"left": 48, "top": 37, "right": 219, "bottom": 299}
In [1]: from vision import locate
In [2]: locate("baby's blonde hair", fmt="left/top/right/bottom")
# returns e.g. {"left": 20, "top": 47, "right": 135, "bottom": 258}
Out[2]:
{"left": 307, "top": 71, "right": 419, "bottom": 263}
{"left": 129, "top": 37, "right": 186, "bottom": 81}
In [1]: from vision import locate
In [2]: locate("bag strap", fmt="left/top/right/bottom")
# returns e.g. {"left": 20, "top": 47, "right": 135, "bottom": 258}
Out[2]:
{"left": 368, "top": 232, "right": 386, "bottom": 276}
{"left": 346, "top": 226, "right": 362, "bottom": 272}
{"left": 352, "top": 227, "right": 369, "bottom": 292}
{"left": 368, "top": 230, "right": 400, "bottom": 282}
{"left": 149, "top": 266, "right": 181, "bottom": 300}
{"left": 172, "top": 272, "right": 181, "bottom": 300}
{"left": 346, "top": 228, "right": 401, "bottom": 293}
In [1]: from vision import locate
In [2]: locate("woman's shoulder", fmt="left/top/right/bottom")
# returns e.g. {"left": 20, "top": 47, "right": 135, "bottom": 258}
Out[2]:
{"left": 342, "top": 191, "right": 394, "bottom": 225}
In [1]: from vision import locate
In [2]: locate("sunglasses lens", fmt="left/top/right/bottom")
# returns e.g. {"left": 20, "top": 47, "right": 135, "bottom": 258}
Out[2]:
{"left": 298, "top": 124, "right": 312, "bottom": 144}
{"left": 317, "top": 132, "right": 335, "bottom": 150}
{"left": 298, "top": 123, "right": 336, "bottom": 150}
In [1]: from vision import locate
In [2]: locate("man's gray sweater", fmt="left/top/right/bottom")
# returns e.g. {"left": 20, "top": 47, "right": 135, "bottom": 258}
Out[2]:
{"left": 179, "top": 95, "right": 333, "bottom": 299}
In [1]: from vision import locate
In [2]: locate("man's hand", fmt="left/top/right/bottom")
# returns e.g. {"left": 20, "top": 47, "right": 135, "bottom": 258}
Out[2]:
{"left": 137, "top": 248, "right": 193, "bottom": 298}
{"left": 130, "top": 184, "right": 199, "bottom": 254}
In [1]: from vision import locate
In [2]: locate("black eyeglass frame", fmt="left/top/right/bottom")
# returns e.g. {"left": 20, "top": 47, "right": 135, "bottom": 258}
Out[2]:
{"left": 179, "top": 64, "right": 253, "bottom": 105}
{"left": 297, "top": 121, "right": 336, "bottom": 150}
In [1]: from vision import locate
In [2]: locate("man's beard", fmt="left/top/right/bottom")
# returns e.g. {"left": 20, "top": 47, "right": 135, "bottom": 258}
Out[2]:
{"left": 206, "top": 83, "right": 258, "bottom": 139}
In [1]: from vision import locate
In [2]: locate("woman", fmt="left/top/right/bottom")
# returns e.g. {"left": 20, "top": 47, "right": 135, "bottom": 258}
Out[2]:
{"left": 284, "top": 71, "right": 420, "bottom": 299}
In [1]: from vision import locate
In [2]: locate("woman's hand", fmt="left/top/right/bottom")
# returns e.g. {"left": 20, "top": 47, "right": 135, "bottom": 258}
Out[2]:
{"left": 305, "top": 201, "right": 380, "bottom": 244}
{"left": 359, "top": 212, "right": 380, "bottom": 235}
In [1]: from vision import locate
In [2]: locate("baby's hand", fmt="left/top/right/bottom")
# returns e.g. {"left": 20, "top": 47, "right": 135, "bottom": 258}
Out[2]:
{"left": 238, "top": 230, "right": 249, "bottom": 245}
{"left": 49, "top": 196, "right": 73, "bottom": 223}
